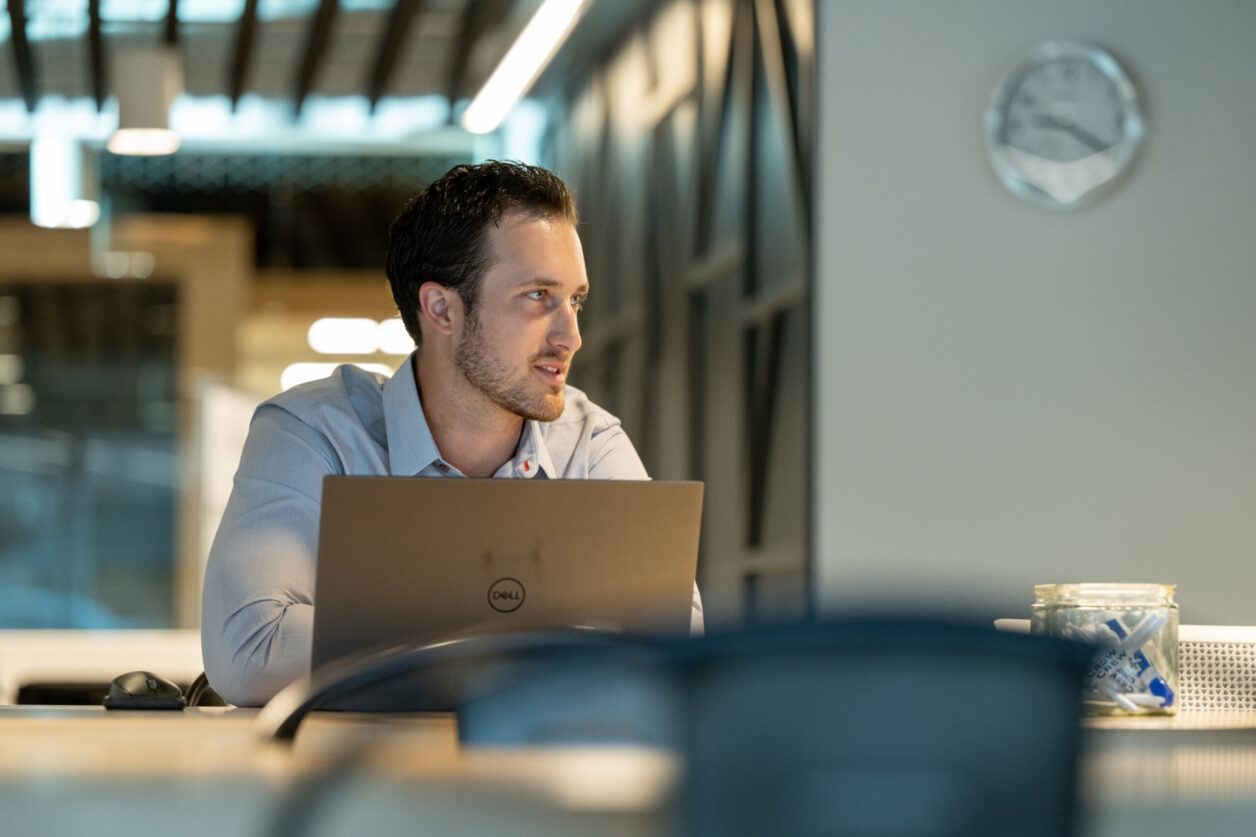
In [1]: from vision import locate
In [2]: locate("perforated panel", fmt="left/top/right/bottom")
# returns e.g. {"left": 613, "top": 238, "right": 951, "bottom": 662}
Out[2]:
{"left": 1180, "top": 641, "right": 1256, "bottom": 711}
{"left": 998, "top": 620, "right": 1256, "bottom": 713}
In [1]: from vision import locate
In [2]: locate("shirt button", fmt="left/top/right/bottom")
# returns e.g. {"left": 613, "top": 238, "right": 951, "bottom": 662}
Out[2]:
{"left": 436, "top": 462, "right": 449, "bottom": 473}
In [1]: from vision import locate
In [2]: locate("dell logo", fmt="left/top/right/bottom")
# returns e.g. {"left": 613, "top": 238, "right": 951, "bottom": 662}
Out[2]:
{"left": 488, "top": 577, "right": 525, "bottom": 613}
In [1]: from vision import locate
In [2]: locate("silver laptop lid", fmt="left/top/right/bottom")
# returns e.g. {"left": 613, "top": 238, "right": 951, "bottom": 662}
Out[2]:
{"left": 312, "top": 477, "right": 703, "bottom": 672}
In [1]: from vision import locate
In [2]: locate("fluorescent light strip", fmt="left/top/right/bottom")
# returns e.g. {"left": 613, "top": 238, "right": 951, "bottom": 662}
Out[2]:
{"left": 461, "top": 0, "right": 584, "bottom": 135}
{"left": 307, "top": 318, "right": 380, "bottom": 355}
{"left": 307, "top": 317, "right": 415, "bottom": 355}
{"left": 375, "top": 319, "right": 415, "bottom": 355}
{"left": 107, "top": 128, "right": 181, "bottom": 156}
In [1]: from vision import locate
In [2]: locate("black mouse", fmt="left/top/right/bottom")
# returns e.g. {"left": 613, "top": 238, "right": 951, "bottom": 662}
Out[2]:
{"left": 103, "top": 670, "right": 187, "bottom": 710}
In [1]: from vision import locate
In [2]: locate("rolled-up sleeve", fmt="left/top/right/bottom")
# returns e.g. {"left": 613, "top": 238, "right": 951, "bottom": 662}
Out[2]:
{"left": 201, "top": 406, "right": 341, "bottom": 706}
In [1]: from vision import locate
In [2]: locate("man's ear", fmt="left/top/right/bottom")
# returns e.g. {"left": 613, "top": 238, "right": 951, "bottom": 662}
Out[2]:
{"left": 416, "top": 282, "right": 461, "bottom": 338}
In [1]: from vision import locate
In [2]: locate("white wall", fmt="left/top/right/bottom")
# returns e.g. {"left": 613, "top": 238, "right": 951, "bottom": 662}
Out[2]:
{"left": 815, "top": 1, "right": 1256, "bottom": 624}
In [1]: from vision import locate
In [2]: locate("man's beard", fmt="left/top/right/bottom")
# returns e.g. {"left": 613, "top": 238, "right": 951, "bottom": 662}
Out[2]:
{"left": 454, "top": 311, "right": 566, "bottom": 422}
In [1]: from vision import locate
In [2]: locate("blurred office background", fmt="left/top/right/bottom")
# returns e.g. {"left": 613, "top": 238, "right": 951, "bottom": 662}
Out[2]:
{"left": 2, "top": 0, "right": 1255, "bottom": 642}
{"left": 0, "top": 0, "right": 813, "bottom": 633}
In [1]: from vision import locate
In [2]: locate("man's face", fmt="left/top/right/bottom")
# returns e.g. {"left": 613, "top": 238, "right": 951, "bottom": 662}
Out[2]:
{"left": 454, "top": 211, "right": 588, "bottom": 422}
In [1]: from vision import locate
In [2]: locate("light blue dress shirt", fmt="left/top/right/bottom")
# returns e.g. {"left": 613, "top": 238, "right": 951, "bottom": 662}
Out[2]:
{"left": 201, "top": 356, "right": 703, "bottom": 706}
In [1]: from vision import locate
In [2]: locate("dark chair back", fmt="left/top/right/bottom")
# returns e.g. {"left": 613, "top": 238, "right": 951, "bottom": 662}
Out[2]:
{"left": 682, "top": 619, "right": 1092, "bottom": 837}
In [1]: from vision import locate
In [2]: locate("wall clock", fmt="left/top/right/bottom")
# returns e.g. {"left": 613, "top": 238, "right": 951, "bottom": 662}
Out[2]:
{"left": 986, "top": 41, "right": 1144, "bottom": 208}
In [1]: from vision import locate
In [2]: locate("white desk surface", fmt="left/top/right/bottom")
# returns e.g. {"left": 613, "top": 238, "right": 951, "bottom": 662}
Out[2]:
{"left": 0, "top": 705, "right": 674, "bottom": 837}
{"left": 4, "top": 706, "right": 1256, "bottom": 837}
{"left": 1077, "top": 711, "right": 1256, "bottom": 836}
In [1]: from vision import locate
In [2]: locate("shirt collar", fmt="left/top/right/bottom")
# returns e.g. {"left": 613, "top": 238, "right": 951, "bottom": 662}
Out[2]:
{"left": 383, "top": 354, "right": 442, "bottom": 476}
{"left": 383, "top": 352, "right": 561, "bottom": 478}
{"left": 516, "top": 418, "right": 557, "bottom": 478}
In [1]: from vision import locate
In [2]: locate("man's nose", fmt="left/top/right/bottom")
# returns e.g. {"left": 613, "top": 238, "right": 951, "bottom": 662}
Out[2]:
{"left": 550, "top": 301, "right": 582, "bottom": 353}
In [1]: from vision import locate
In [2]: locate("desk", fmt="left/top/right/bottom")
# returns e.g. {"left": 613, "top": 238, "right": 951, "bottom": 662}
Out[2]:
{"left": 0, "top": 706, "right": 674, "bottom": 837}
{"left": 1081, "top": 711, "right": 1256, "bottom": 836}
{"left": 3, "top": 706, "right": 1256, "bottom": 837}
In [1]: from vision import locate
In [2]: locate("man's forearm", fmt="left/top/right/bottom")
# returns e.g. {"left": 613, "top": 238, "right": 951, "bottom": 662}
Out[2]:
{"left": 201, "top": 598, "right": 314, "bottom": 707}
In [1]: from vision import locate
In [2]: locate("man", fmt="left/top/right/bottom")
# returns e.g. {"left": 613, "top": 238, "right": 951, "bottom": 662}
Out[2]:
{"left": 201, "top": 161, "right": 702, "bottom": 707}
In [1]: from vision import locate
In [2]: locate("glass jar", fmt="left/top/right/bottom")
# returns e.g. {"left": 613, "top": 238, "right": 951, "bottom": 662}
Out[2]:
{"left": 1031, "top": 583, "right": 1179, "bottom": 716}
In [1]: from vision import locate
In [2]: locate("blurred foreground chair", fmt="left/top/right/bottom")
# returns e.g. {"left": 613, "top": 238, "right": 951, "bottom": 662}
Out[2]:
{"left": 256, "top": 620, "right": 1091, "bottom": 837}
{"left": 682, "top": 620, "right": 1093, "bottom": 837}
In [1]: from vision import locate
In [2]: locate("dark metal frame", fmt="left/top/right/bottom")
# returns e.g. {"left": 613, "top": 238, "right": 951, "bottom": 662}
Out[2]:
{"left": 553, "top": 0, "right": 815, "bottom": 624}
{"left": 294, "top": 0, "right": 340, "bottom": 116}
{"left": 6, "top": 0, "right": 37, "bottom": 113}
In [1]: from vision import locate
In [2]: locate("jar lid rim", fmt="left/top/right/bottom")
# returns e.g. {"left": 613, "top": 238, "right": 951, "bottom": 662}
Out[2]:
{"left": 1033, "top": 582, "right": 1176, "bottom": 604}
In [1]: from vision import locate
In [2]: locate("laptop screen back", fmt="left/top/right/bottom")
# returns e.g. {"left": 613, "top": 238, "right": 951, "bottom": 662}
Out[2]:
{"left": 312, "top": 477, "right": 703, "bottom": 672}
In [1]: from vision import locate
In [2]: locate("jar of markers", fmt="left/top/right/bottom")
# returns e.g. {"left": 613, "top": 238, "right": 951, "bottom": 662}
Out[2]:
{"left": 1032, "top": 583, "right": 1178, "bottom": 716}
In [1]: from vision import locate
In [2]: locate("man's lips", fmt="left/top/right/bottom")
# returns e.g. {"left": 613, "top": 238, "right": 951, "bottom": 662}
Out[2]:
{"left": 534, "top": 361, "right": 568, "bottom": 382}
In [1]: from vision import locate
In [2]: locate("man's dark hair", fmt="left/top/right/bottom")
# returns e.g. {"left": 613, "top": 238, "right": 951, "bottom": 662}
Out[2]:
{"left": 386, "top": 160, "right": 579, "bottom": 346}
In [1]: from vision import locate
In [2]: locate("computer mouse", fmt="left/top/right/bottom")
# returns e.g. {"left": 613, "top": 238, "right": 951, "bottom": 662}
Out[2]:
{"left": 103, "top": 670, "right": 187, "bottom": 710}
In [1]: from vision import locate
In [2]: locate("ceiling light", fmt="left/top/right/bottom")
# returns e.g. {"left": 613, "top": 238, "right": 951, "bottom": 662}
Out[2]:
{"left": 92, "top": 250, "right": 158, "bottom": 280}
{"left": 108, "top": 129, "right": 181, "bottom": 155}
{"left": 307, "top": 318, "right": 380, "bottom": 354}
{"left": 462, "top": 0, "right": 585, "bottom": 134}
{"left": 29, "top": 137, "right": 101, "bottom": 229}
{"left": 0, "top": 384, "right": 35, "bottom": 416}
{"left": 376, "top": 319, "right": 414, "bottom": 355}
{"left": 108, "top": 46, "right": 183, "bottom": 156}
{"left": 0, "top": 355, "right": 23, "bottom": 386}
{"left": 129, "top": 251, "right": 156, "bottom": 278}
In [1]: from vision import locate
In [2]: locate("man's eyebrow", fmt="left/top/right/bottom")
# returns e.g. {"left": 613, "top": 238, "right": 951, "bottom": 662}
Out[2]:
{"left": 518, "top": 277, "right": 590, "bottom": 296}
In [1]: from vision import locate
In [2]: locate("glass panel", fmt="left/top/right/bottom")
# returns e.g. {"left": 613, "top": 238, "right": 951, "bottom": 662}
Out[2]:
{"left": 258, "top": 0, "right": 319, "bottom": 22}
{"left": 26, "top": 0, "right": 88, "bottom": 41}
{"left": 0, "top": 282, "right": 178, "bottom": 628}
{"left": 102, "top": 0, "right": 247, "bottom": 22}
{"left": 99, "top": 0, "right": 164, "bottom": 21}
{"left": 177, "top": 0, "right": 248, "bottom": 22}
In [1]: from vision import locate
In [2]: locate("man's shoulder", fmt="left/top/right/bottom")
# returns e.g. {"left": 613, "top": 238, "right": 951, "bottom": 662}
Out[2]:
{"left": 260, "top": 364, "right": 388, "bottom": 429}
{"left": 551, "top": 385, "right": 621, "bottom": 429}
{"left": 539, "top": 385, "right": 645, "bottom": 478}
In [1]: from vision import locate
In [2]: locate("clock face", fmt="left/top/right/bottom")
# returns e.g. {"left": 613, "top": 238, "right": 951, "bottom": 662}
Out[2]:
{"left": 987, "top": 42, "right": 1143, "bottom": 208}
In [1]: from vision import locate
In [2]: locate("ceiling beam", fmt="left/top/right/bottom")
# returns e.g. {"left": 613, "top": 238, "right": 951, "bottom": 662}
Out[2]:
{"left": 365, "top": 0, "right": 425, "bottom": 113}
{"left": 228, "top": 0, "right": 260, "bottom": 112}
{"left": 165, "top": 0, "right": 180, "bottom": 45}
{"left": 88, "top": 0, "right": 106, "bottom": 112}
{"left": 6, "top": 0, "right": 38, "bottom": 113}
{"left": 294, "top": 0, "right": 340, "bottom": 116}
{"left": 445, "top": 0, "right": 515, "bottom": 109}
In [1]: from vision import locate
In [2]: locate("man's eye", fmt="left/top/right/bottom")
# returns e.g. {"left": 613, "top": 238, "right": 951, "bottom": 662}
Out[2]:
{"left": 526, "top": 290, "right": 546, "bottom": 301}
{"left": 571, "top": 297, "right": 585, "bottom": 312}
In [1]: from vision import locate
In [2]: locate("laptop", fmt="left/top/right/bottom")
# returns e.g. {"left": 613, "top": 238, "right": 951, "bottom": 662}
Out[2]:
{"left": 311, "top": 476, "right": 703, "bottom": 673}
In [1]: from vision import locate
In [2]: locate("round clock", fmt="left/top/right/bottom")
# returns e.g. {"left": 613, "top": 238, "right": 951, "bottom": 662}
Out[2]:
{"left": 986, "top": 41, "right": 1144, "bottom": 208}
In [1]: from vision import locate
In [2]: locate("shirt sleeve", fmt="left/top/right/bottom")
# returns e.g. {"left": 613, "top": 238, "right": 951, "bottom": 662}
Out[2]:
{"left": 200, "top": 405, "right": 341, "bottom": 706}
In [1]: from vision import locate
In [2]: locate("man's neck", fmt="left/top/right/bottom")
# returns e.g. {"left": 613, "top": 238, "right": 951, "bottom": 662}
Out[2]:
{"left": 412, "top": 351, "right": 523, "bottom": 478}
